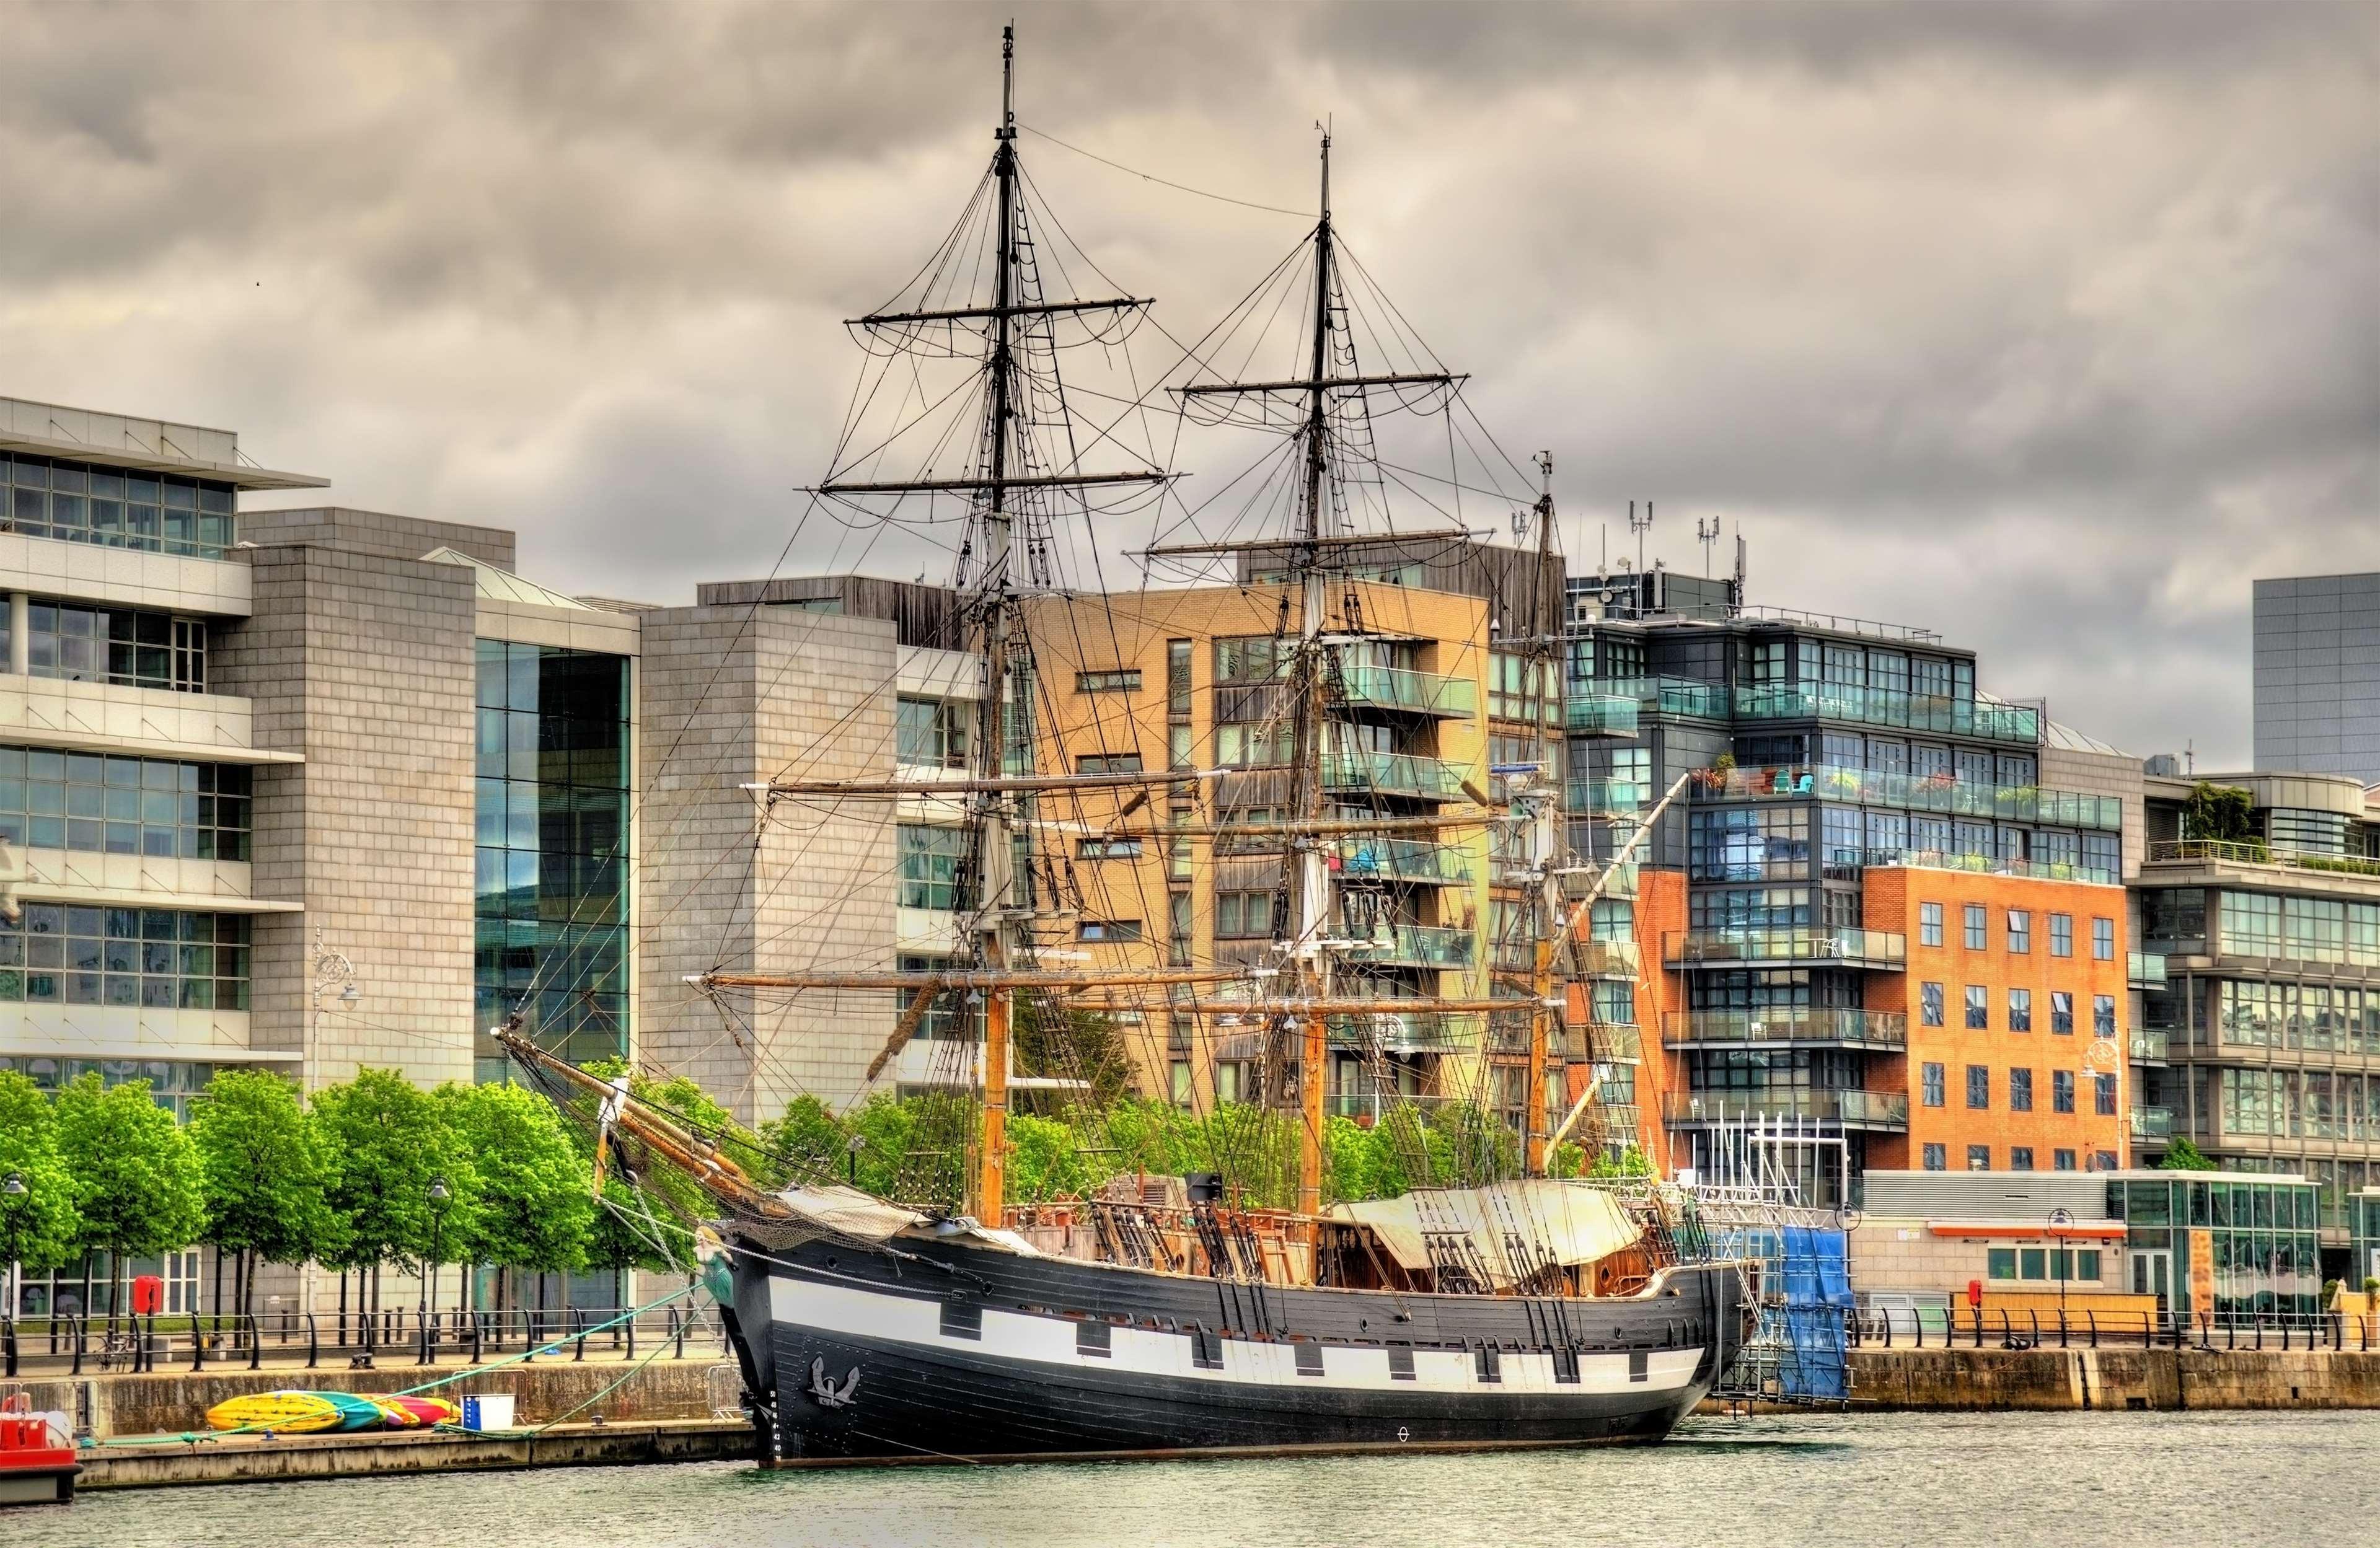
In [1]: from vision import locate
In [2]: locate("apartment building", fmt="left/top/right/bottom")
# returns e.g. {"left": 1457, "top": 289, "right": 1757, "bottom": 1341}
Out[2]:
{"left": 2134, "top": 768, "right": 2380, "bottom": 1270}
{"left": 2253, "top": 572, "right": 2380, "bottom": 786}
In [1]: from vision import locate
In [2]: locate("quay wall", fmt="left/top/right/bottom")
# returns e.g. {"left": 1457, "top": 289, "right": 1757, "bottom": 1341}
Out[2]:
{"left": 7, "top": 1357, "right": 734, "bottom": 1438}
{"left": 1847, "top": 1348, "right": 2380, "bottom": 1411}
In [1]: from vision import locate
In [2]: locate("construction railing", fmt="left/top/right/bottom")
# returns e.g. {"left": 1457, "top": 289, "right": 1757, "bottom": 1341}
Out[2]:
{"left": 0, "top": 1303, "right": 729, "bottom": 1378}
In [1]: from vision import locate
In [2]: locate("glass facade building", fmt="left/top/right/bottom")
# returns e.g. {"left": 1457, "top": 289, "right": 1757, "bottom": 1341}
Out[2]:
{"left": 474, "top": 641, "right": 632, "bottom": 1081}
{"left": 2108, "top": 1173, "right": 2324, "bottom": 1321}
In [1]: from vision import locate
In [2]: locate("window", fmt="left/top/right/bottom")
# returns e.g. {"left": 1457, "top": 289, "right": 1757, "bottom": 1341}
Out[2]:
{"left": 1214, "top": 891, "right": 1274, "bottom": 939}
{"left": 1921, "top": 982, "right": 1944, "bottom": 1027}
{"left": 2053, "top": 1070, "right": 2076, "bottom": 1114}
{"left": 1169, "top": 1060, "right": 1192, "bottom": 1106}
{"left": 1967, "top": 1065, "right": 1990, "bottom": 1109}
{"left": 2050, "top": 990, "right": 2074, "bottom": 1036}
{"left": 1169, "top": 724, "right": 1191, "bottom": 771}
{"left": 1166, "top": 640, "right": 1192, "bottom": 716}
{"left": 1168, "top": 892, "right": 1192, "bottom": 965}
{"left": 1214, "top": 636, "right": 1287, "bottom": 683}
{"left": 897, "top": 825, "right": 967, "bottom": 910}
{"left": 2093, "top": 994, "right": 2116, "bottom": 1038}
{"left": 1963, "top": 904, "right": 1986, "bottom": 950}
{"left": 2011, "top": 1146, "right": 2035, "bottom": 1171}
{"left": 2092, "top": 917, "right": 2114, "bottom": 961}
{"left": 1967, "top": 1145, "right": 1991, "bottom": 1172}
{"left": 2, "top": 455, "right": 235, "bottom": 556}
{"left": 1922, "top": 1062, "right": 1946, "bottom": 1108}
{"left": 2007, "top": 910, "right": 2031, "bottom": 954}
{"left": 896, "top": 697, "right": 968, "bottom": 768}
{"left": 2095, "top": 1073, "right": 2117, "bottom": 1116}
{"left": 25, "top": 601, "right": 207, "bottom": 692}
{"left": 2054, "top": 1148, "right": 2077, "bottom": 1171}
{"left": 2091, "top": 1150, "right": 2117, "bottom": 1172}
{"left": 1, "top": 905, "right": 249, "bottom": 1011}
{"left": 1919, "top": 902, "right": 1943, "bottom": 948}
{"left": 1965, "top": 985, "right": 1988, "bottom": 1030}
{"left": 2008, "top": 988, "right": 2032, "bottom": 1032}
{"left": 0, "top": 747, "right": 251, "bottom": 860}
{"left": 1923, "top": 1143, "right": 1947, "bottom": 1171}
{"left": 1077, "top": 753, "right": 1144, "bottom": 776}
{"left": 2009, "top": 1068, "right": 2034, "bottom": 1112}
{"left": 1075, "top": 669, "right": 1141, "bottom": 695}
{"left": 1077, "top": 919, "right": 1142, "bottom": 943}
{"left": 1988, "top": 1247, "right": 2017, "bottom": 1280}
{"left": 2048, "top": 913, "right": 2073, "bottom": 957}
{"left": 1077, "top": 837, "right": 1142, "bottom": 860}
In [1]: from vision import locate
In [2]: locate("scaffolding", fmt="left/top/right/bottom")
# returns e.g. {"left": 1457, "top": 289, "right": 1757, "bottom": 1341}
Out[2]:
{"left": 1683, "top": 1114, "right": 1855, "bottom": 1405}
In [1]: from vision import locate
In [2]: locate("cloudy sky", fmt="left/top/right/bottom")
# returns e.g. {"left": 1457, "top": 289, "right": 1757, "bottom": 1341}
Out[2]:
{"left": 1, "top": 0, "right": 2372, "bottom": 765}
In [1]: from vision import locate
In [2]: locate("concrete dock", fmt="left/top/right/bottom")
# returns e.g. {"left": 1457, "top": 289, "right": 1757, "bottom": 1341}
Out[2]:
{"left": 77, "top": 1418, "right": 750, "bottom": 1490}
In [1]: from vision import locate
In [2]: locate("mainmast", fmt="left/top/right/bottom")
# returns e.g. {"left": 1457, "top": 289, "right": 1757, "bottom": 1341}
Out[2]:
{"left": 1288, "top": 133, "right": 1336, "bottom": 1221}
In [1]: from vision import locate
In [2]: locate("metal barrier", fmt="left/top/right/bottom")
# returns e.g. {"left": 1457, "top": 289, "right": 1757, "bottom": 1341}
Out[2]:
{"left": 1849, "top": 1303, "right": 2374, "bottom": 1353}
{"left": 0, "top": 1304, "right": 729, "bottom": 1376}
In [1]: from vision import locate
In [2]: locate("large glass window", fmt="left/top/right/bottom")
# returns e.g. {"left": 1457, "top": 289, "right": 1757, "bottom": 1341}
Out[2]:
{"left": 0, "top": 746, "right": 249, "bottom": 859}
{"left": 474, "top": 641, "right": 630, "bottom": 1079}
{"left": 897, "top": 825, "right": 967, "bottom": 910}
{"left": 24, "top": 601, "right": 206, "bottom": 692}
{"left": 896, "top": 697, "right": 968, "bottom": 768}
{"left": 2224, "top": 892, "right": 2282, "bottom": 957}
{"left": 3, "top": 455, "right": 236, "bottom": 557}
{"left": 0, "top": 905, "right": 248, "bottom": 1011}
{"left": 1688, "top": 806, "right": 1810, "bottom": 882}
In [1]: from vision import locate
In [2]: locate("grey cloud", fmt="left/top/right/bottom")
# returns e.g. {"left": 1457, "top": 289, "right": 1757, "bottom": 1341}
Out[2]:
{"left": 0, "top": 0, "right": 2372, "bottom": 768}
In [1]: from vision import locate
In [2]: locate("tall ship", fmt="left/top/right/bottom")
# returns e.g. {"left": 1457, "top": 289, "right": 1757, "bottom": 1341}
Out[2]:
{"left": 503, "top": 27, "right": 1752, "bottom": 1464}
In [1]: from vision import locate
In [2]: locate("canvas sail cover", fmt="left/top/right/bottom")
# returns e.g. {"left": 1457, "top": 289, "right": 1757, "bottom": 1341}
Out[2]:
{"left": 1325, "top": 1181, "right": 1643, "bottom": 1288}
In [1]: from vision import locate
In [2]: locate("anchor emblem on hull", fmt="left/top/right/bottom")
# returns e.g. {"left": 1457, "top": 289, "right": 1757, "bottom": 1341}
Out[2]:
{"left": 809, "top": 1357, "right": 862, "bottom": 1410}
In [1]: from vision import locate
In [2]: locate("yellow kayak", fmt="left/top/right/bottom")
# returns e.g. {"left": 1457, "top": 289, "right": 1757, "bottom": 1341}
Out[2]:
{"left": 205, "top": 1391, "right": 345, "bottom": 1434}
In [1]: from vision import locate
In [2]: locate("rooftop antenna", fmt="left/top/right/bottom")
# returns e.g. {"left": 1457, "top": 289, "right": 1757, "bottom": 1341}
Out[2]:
{"left": 1629, "top": 499, "right": 1654, "bottom": 575}
{"left": 1696, "top": 515, "right": 1720, "bottom": 576}
{"left": 2185, "top": 739, "right": 2195, "bottom": 776}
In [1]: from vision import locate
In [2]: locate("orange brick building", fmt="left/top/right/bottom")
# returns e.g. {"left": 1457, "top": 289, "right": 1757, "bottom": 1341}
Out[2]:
{"left": 1864, "top": 868, "right": 2132, "bottom": 1176}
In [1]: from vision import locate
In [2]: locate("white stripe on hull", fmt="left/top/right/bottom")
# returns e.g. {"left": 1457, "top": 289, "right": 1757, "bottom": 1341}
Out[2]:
{"left": 766, "top": 1272, "right": 1704, "bottom": 1397}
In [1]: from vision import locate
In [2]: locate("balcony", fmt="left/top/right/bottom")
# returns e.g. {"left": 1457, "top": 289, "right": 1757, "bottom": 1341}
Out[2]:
{"left": 1322, "top": 750, "right": 1468, "bottom": 801}
{"left": 2130, "top": 1028, "right": 2170, "bottom": 1065}
{"left": 1338, "top": 662, "right": 1476, "bottom": 719}
{"left": 1663, "top": 1008, "right": 1908, "bottom": 1052}
{"left": 1662, "top": 1088, "right": 1910, "bottom": 1131}
{"left": 2143, "top": 839, "right": 2380, "bottom": 881}
{"left": 1665, "top": 928, "right": 1907, "bottom": 970}
{"left": 1593, "top": 675, "right": 1732, "bottom": 719}
{"left": 1330, "top": 838, "right": 1473, "bottom": 887}
{"left": 1731, "top": 684, "right": 2041, "bottom": 745}
{"left": 1324, "top": 1010, "right": 1476, "bottom": 1054}
{"left": 1827, "top": 847, "right": 2120, "bottom": 887}
{"left": 1558, "top": 860, "right": 1639, "bottom": 900}
{"left": 1562, "top": 692, "right": 1640, "bottom": 736}
{"left": 1343, "top": 923, "right": 1476, "bottom": 970}
{"left": 2129, "top": 951, "right": 2167, "bottom": 988}
{"left": 1688, "top": 763, "right": 2120, "bottom": 831}
{"left": 1566, "top": 779, "right": 1649, "bottom": 817}
{"left": 2131, "top": 1106, "right": 2174, "bottom": 1140}
{"left": 1573, "top": 938, "right": 1642, "bottom": 978}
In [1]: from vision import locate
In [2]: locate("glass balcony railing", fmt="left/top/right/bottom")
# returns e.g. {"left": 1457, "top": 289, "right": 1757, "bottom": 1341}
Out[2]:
{"left": 2129, "top": 951, "right": 2167, "bottom": 987}
{"left": 2144, "top": 840, "right": 2380, "bottom": 880}
{"left": 1324, "top": 1010, "right": 1476, "bottom": 1053}
{"left": 1330, "top": 838, "right": 1474, "bottom": 886}
{"left": 1662, "top": 1088, "right": 1910, "bottom": 1129}
{"left": 1664, "top": 1008, "right": 1908, "bottom": 1050}
{"left": 1565, "top": 779, "right": 1649, "bottom": 816}
{"left": 1666, "top": 929, "right": 1907, "bottom": 969}
{"left": 1574, "top": 938, "right": 1642, "bottom": 977}
{"left": 1592, "top": 675, "right": 1732, "bottom": 719}
{"left": 1558, "top": 860, "right": 1639, "bottom": 900}
{"left": 1322, "top": 750, "right": 1468, "bottom": 800}
{"left": 1732, "top": 684, "right": 2041, "bottom": 745}
{"left": 2131, "top": 1106, "right": 2174, "bottom": 1139}
{"left": 1824, "top": 847, "right": 2121, "bottom": 887}
{"left": 1338, "top": 663, "right": 1476, "bottom": 719}
{"left": 2130, "top": 1028, "right": 2170, "bottom": 1063}
{"left": 1563, "top": 692, "right": 1640, "bottom": 735}
{"left": 1689, "top": 763, "right": 2120, "bottom": 830}
{"left": 1343, "top": 923, "right": 1476, "bottom": 969}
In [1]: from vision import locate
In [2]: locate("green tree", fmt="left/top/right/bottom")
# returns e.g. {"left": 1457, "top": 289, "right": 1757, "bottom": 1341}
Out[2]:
{"left": 443, "top": 1082, "right": 593, "bottom": 1311}
{"left": 54, "top": 1075, "right": 203, "bottom": 1321}
{"left": 1003, "top": 1113, "right": 1090, "bottom": 1204}
{"left": 190, "top": 1069, "right": 334, "bottom": 1317}
{"left": 2183, "top": 782, "right": 2259, "bottom": 847}
{"left": 312, "top": 1069, "right": 477, "bottom": 1316}
{"left": 1014, "top": 1000, "right": 1138, "bottom": 1110}
{"left": 0, "top": 1071, "right": 82, "bottom": 1278}
{"left": 759, "top": 1094, "right": 849, "bottom": 1184}
{"left": 2157, "top": 1137, "right": 2219, "bottom": 1172}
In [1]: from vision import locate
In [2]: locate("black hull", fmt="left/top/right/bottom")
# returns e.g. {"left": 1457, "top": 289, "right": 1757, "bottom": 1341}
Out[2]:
{"left": 720, "top": 1229, "right": 1745, "bottom": 1464}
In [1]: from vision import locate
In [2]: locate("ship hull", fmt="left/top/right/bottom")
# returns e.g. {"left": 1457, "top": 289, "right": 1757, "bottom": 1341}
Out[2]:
{"left": 719, "top": 1231, "right": 1745, "bottom": 1464}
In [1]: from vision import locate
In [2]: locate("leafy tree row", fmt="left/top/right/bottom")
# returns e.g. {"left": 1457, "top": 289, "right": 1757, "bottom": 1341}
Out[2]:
{"left": 0, "top": 1066, "right": 697, "bottom": 1322}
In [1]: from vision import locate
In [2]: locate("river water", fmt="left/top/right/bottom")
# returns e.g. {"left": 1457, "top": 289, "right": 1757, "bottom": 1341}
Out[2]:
{"left": 40, "top": 1410, "right": 2373, "bottom": 1547}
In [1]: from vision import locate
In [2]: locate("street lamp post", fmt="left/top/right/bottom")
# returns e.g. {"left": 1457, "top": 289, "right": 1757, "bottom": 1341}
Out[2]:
{"left": 423, "top": 1177, "right": 450, "bottom": 1360}
{"left": 2, "top": 1172, "right": 26, "bottom": 1319}
{"left": 2048, "top": 1206, "right": 2075, "bottom": 1322}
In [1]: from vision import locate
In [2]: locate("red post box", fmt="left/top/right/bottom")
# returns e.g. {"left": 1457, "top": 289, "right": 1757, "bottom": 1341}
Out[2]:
{"left": 131, "top": 1274, "right": 165, "bottom": 1316}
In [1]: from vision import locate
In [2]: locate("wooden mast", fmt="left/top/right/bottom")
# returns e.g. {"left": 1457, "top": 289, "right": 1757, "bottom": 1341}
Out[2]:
{"left": 1291, "top": 131, "right": 1336, "bottom": 1222}
{"left": 1525, "top": 452, "right": 1559, "bottom": 1174}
